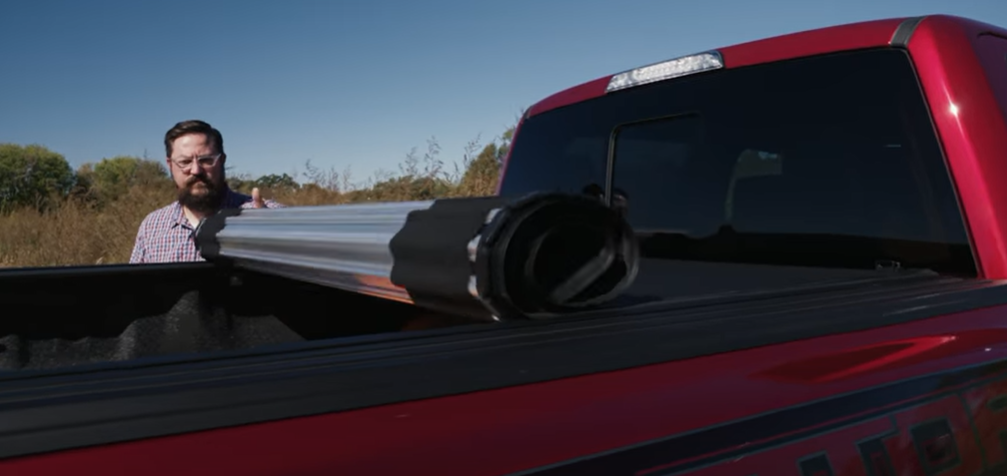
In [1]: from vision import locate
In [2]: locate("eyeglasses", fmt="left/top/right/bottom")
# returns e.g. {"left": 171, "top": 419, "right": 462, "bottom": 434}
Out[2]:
{"left": 171, "top": 153, "right": 222, "bottom": 170}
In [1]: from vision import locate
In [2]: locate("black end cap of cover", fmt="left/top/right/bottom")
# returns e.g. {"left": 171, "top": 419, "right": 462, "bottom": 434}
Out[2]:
{"left": 388, "top": 195, "right": 511, "bottom": 321}
{"left": 473, "top": 192, "right": 639, "bottom": 320}
{"left": 389, "top": 192, "right": 639, "bottom": 321}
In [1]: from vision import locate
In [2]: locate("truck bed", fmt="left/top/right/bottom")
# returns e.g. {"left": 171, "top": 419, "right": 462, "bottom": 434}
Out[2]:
{"left": 0, "top": 258, "right": 981, "bottom": 371}
{"left": 1, "top": 260, "right": 1005, "bottom": 459}
{"left": 0, "top": 262, "right": 437, "bottom": 371}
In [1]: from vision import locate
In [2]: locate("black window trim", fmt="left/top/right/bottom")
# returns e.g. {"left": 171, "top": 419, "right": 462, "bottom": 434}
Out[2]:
{"left": 604, "top": 111, "right": 703, "bottom": 208}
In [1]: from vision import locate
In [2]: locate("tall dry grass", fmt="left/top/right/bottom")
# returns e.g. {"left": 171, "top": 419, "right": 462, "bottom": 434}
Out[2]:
{"left": 0, "top": 185, "right": 174, "bottom": 267}
{"left": 0, "top": 159, "right": 499, "bottom": 268}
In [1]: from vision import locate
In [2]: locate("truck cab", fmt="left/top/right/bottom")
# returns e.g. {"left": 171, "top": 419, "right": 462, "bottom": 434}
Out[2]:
{"left": 499, "top": 14, "right": 1007, "bottom": 282}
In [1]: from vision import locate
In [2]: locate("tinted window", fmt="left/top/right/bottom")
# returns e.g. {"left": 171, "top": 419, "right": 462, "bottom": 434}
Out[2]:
{"left": 500, "top": 49, "right": 974, "bottom": 275}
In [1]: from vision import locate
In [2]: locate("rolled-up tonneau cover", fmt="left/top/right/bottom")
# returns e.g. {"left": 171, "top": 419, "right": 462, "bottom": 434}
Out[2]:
{"left": 193, "top": 192, "right": 639, "bottom": 321}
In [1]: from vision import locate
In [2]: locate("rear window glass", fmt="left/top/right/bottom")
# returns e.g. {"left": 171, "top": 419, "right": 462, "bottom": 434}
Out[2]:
{"left": 499, "top": 49, "right": 975, "bottom": 276}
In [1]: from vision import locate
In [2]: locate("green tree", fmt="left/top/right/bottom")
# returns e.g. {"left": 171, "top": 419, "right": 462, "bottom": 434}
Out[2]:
{"left": 80, "top": 155, "right": 170, "bottom": 203}
{"left": 255, "top": 173, "right": 300, "bottom": 192}
{"left": 458, "top": 143, "right": 501, "bottom": 196}
{"left": 0, "top": 143, "right": 75, "bottom": 212}
{"left": 226, "top": 170, "right": 256, "bottom": 194}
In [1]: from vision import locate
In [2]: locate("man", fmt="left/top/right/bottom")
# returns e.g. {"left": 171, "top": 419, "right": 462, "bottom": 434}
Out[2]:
{"left": 129, "top": 120, "right": 283, "bottom": 264}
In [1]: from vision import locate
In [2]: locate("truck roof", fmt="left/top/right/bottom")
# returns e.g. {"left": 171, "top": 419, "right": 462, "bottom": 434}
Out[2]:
{"left": 524, "top": 14, "right": 1005, "bottom": 119}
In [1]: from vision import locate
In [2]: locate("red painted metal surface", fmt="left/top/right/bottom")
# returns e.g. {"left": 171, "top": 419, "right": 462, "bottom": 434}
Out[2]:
{"left": 524, "top": 75, "right": 612, "bottom": 119}
{"left": 716, "top": 17, "right": 906, "bottom": 68}
{"left": 5, "top": 301, "right": 1007, "bottom": 476}
{"left": 975, "top": 33, "right": 1007, "bottom": 116}
{"left": 905, "top": 15, "right": 1007, "bottom": 279}
{"left": 522, "top": 17, "right": 908, "bottom": 120}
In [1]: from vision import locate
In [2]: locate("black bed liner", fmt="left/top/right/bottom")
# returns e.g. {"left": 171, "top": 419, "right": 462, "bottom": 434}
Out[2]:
{"left": 0, "top": 258, "right": 889, "bottom": 371}
{"left": 0, "top": 259, "right": 1005, "bottom": 459}
{"left": 0, "top": 262, "right": 426, "bottom": 371}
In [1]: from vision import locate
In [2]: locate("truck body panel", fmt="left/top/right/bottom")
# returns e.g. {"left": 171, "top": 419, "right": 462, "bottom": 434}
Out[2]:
{"left": 905, "top": 15, "right": 1007, "bottom": 279}
{"left": 4, "top": 277, "right": 1007, "bottom": 475}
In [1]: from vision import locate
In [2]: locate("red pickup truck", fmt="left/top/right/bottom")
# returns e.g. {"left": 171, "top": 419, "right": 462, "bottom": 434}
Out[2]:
{"left": 3, "top": 12, "right": 1007, "bottom": 476}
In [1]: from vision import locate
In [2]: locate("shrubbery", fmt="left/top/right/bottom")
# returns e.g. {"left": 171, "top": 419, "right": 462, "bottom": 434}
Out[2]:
{"left": 0, "top": 128, "right": 511, "bottom": 267}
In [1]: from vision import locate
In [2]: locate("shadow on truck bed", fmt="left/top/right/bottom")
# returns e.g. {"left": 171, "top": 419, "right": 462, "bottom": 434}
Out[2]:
{"left": 0, "top": 262, "right": 465, "bottom": 371}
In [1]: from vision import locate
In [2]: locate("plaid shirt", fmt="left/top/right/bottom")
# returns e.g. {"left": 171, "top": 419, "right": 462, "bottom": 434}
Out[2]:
{"left": 129, "top": 189, "right": 284, "bottom": 264}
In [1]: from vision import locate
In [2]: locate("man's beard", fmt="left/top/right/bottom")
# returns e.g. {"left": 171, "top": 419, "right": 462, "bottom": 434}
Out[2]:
{"left": 177, "top": 175, "right": 225, "bottom": 215}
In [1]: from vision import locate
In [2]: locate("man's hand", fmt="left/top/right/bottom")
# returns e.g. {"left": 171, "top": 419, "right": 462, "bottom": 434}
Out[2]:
{"left": 251, "top": 187, "right": 265, "bottom": 208}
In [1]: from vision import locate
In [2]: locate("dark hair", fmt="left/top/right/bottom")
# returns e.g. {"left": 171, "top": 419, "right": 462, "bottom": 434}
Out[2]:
{"left": 164, "top": 120, "right": 224, "bottom": 157}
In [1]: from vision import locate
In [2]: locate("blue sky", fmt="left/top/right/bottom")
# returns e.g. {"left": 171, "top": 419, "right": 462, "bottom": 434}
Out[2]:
{"left": 1, "top": 0, "right": 1004, "bottom": 187}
